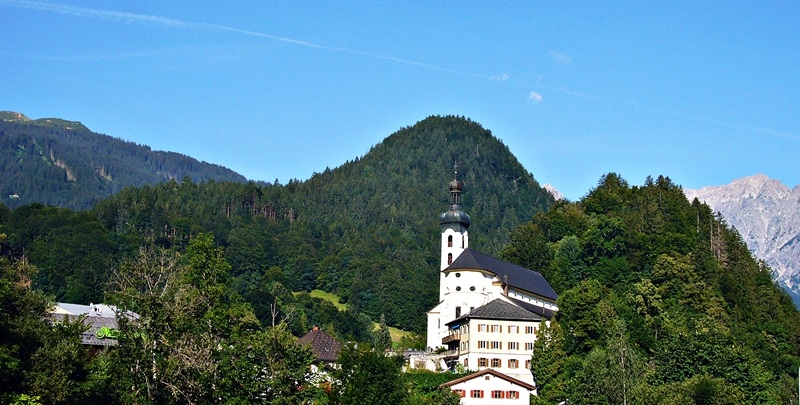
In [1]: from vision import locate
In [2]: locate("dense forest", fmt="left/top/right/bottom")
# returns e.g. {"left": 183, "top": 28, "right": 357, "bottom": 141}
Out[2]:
{"left": 0, "top": 112, "right": 246, "bottom": 210}
{"left": 1, "top": 114, "right": 797, "bottom": 403}
{"left": 500, "top": 174, "right": 800, "bottom": 403}
{"left": 1, "top": 116, "right": 554, "bottom": 334}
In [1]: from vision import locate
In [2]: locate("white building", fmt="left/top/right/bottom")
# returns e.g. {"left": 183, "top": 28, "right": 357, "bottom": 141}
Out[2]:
{"left": 442, "top": 298, "right": 543, "bottom": 385}
{"left": 422, "top": 170, "right": 560, "bottom": 401}
{"left": 441, "top": 368, "right": 536, "bottom": 404}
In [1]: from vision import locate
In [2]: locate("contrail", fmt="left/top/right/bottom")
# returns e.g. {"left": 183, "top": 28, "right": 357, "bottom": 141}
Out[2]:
{"left": 2, "top": 0, "right": 487, "bottom": 79}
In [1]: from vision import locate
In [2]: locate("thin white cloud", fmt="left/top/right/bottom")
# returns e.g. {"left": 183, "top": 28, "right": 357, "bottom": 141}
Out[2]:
{"left": 490, "top": 73, "right": 510, "bottom": 81}
{"left": 548, "top": 50, "right": 573, "bottom": 65}
{"left": 529, "top": 91, "right": 543, "bottom": 103}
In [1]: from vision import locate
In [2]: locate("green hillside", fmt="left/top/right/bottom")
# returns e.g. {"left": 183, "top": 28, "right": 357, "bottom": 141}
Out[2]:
{"left": 501, "top": 174, "right": 800, "bottom": 403}
{"left": 2, "top": 115, "right": 553, "bottom": 333}
{"left": 0, "top": 112, "right": 246, "bottom": 210}
{"left": 0, "top": 115, "right": 798, "bottom": 403}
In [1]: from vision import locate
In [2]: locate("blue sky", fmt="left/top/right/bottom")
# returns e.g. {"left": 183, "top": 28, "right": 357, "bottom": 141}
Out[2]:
{"left": 1, "top": 1, "right": 798, "bottom": 200}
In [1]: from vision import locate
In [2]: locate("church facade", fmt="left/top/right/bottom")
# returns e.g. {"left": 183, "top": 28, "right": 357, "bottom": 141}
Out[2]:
{"left": 425, "top": 171, "right": 559, "bottom": 393}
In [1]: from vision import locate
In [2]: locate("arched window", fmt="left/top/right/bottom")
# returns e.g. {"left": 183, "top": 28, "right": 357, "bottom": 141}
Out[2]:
{"left": 461, "top": 236, "right": 465, "bottom": 248}
{"left": 448, "top": 253, "right": 453, "bottom": 265}
{"left": 448, "top": 235, "right": 453, "bottom": 247}
{"left": 455, "top": 306, "right": 461, "bottom": 318}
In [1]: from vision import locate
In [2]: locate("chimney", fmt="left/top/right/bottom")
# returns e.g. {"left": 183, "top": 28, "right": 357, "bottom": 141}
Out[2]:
{"left": 312, "top": 326, "right": 319, "bottom": 331}
{"left": 503, "top": 275, "right": 509, "bottom": 296}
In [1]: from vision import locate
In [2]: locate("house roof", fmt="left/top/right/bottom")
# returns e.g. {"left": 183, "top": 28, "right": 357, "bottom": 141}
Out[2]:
{"left": 440, "top": 368, "right": 536, "bottom": 391}
{"left": 446, "top": 298, "right": 541, "bottom": 326}
{"left": 298, "top": 328, "right": 342, "bottom": 363}
{"left": 50, "top": 313, "right": 120, "bottom": 346}
{"left": 49, "top": 302, "right": 139, "bottom": 346}
{"left": 507, "top": 297, "right": 557, "bottom": 320}
{"left": 445, "top": 249, "right": 558, "bottom": 301}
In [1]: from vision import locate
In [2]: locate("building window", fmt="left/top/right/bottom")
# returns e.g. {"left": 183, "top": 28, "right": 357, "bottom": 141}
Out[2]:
{"left": 492, "top": 390, "right": 504, "bottom": 399}
{"left": 478, "top": 358, "right": 488, "bottom": 367}
{"left": 509, "top": 359, "right": 519, "bottom": 368}
{"left": 448, "top": 235, "right": 453, "bottom": 247}
{"left": 453, "top": 389, "right": 465, "bottom": 397}
{"left": 471, "top": 390, "right": 484, "bottom": 398}
{"left": 525, "top": 326, "right": 535, "bottom": 334}
{"left": 508, "top": 325, "right": 519, "bottom": 333}
{"left": 491, "top": 358, "right": 501, "bottom": 367}
{"left": 470, "top": 286, "right": 476, "bottom": 291}
{"left": 508, "top": 342, "right": 519, "bottom": 350}
{"left": 455, "top": 306, "right": 461, "bottom": 318}
{"left": 490, "top": 341, "right": 501, "bottom": 349}
{"left": 508, "top": 391, "right": 519, "bottom": 399}
{"left": 462, "top": 236, "right": 465, "bottom": 248}
{"left": 447, "top": 253, "right": 453, "bottom": 265}
{"left": 525, "top": 360, "right": 531, "bottom": 369}
{"left": 525, "top": 342, "right": 534, "bottom": 351}
{"left": 464, "top": 358, "right": 468, "bottom": 368}
{"left": 491, "top": 324, "right": 501, "bottom": 333}
{"left": 478, "top": 341, "right": 488, "bottom": 349}
{"left": 456, "top": 286, "right": 461, "bottom": 291}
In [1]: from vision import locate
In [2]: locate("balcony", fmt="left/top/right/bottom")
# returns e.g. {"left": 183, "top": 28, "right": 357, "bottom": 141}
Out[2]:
{"left": 442, "top": 333, "right": 461, "bottom": 344}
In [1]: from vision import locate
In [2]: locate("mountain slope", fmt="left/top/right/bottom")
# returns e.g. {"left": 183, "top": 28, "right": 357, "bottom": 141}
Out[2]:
{"left": 685, "top": 174, "right": 800, "bottom": 305}
{"left": 86, "top": 115, "right": 554, "bottom": 331}
{"left": 0, "top": 111, "right": 246, "bottom": 210}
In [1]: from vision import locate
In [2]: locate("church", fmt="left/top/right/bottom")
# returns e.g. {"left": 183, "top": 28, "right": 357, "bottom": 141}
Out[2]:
{"left": 424, "top": 170, "right": 559, "bottom": 399}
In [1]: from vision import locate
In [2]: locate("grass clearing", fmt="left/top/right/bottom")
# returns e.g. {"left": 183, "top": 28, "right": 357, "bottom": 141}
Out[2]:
{"left": 296, "top": 289, "right": 413, "bottom": 343}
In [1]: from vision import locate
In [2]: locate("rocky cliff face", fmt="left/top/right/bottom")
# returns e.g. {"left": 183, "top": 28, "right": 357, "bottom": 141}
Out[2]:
{"left": 543, "top": 183, "right": 565, "bottom": 201}
{"left": 685, "top": 174, "right": 800, "bottom": 303}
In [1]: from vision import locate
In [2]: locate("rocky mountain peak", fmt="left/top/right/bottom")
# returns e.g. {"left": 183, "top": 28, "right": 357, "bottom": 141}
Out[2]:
{"left": 543, "top": 183, "right": 565, "bottom": 201}
{"left": 685, "top": 175, "right": 800, "bottom": 306}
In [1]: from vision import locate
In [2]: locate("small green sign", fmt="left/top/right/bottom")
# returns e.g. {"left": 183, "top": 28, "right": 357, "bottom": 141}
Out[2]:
{"left": 95, "top": 327, "right": 120, "bottom": 339}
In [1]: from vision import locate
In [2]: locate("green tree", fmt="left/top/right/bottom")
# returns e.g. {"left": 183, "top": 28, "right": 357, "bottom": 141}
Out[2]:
{"left": 373, "top": 314, "right": 393, "bottom": 351}
{"left": 571, "top": 320, "right": 646, "bottom": 405}
{"left": 328, "top": 346, "right": 407, "bottom": 404}
{"left": 0, "top": 256, "right": 97, "bottom": 405}
{"left": 531, "top": 321, "right": 570, "bottom": 404}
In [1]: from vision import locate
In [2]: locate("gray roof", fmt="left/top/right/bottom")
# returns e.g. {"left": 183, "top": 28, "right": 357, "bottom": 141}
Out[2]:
{"left": 50, "top": 313, "right": 120, "bottom": 346}
{"left": 446, "top": 299, "right": 542, "bottom": 326}
{"left": 508, "top": 297, "right": 556, "bottom": 320}
{"left": 445, "top": 249, "right": 558, "bottom": 301}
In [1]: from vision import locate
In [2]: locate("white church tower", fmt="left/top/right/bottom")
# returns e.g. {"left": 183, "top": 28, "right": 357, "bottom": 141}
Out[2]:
{"left": 438, "top": 165, "right": 470, "bottom": 300}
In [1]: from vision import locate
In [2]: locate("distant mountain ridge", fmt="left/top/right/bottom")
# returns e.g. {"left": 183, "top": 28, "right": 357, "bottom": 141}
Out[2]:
{"left": 0, "top": 111, "right": 247, "bottom": 210}
{"left": 684, "top": 174, "right": 800, "bottom": 305}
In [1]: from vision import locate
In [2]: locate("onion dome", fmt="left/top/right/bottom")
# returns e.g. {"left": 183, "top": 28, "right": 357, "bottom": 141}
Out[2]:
{"left": 440, "top": 165, "right": 471, "bottom": 230}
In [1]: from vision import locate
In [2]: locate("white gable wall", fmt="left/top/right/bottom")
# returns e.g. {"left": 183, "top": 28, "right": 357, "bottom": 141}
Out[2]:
{"left": 447, "top": 373, "right": 533, "bottom": 404}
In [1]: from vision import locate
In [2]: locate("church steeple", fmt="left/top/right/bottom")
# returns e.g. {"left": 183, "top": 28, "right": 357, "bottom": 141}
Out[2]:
{"left": 440, "top": 163, "right": 471, "bottom": 232}
{"left": 439, "top": 164, "right": 470, "bottom": 299}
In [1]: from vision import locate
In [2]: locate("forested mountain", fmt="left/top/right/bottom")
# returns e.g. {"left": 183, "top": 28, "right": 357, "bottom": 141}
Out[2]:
{"left": 1, "top": 115, "right": 554, "bottom": 334}
{"left": 501, "top": 174, "right": 800, "bottom": 403}
{"left": 1, "top": 114, "right": 798, "bottom": 403}
{"left": 0, "top": 111, "right": 246, "bottom": 210}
